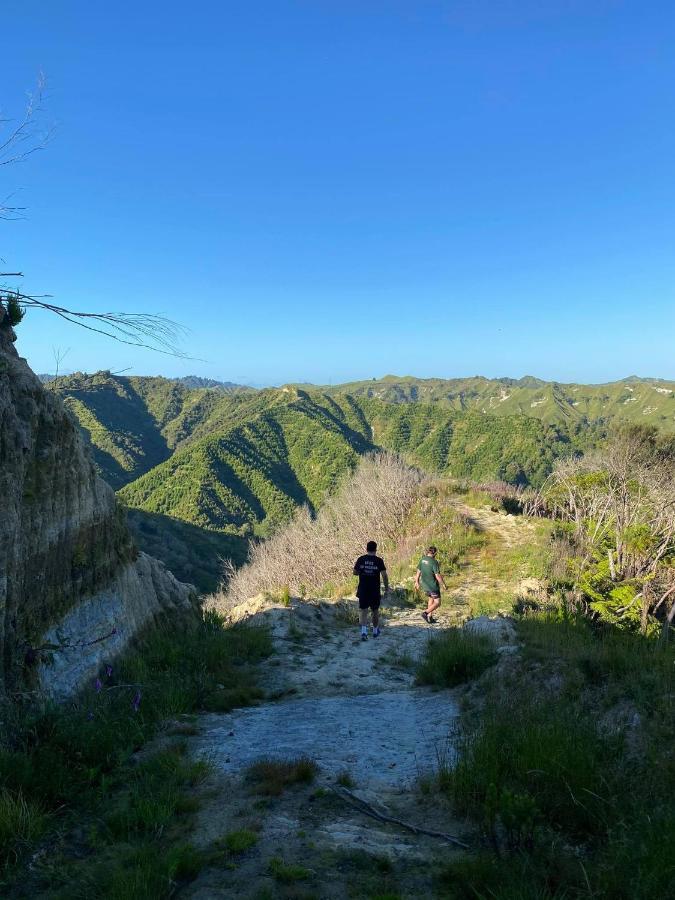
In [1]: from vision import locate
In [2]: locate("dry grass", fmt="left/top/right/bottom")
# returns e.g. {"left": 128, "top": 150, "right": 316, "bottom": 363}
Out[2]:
{"left": 211, "top": 453, "right": 423, "bottom": 609}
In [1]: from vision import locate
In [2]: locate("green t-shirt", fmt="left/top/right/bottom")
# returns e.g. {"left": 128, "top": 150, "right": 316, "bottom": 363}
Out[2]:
{"left": 417, "top": 555, "right": 441, "bottom": 594}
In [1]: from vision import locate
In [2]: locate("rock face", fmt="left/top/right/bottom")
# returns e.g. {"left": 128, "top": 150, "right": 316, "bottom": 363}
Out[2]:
{"left": 0, "top": 311, "right": 195, "bottom": 696}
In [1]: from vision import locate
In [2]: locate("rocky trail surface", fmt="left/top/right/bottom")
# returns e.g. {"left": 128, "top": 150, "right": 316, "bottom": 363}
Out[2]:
{"left": 175, "top": 504, "right": 530, "bottom": 898}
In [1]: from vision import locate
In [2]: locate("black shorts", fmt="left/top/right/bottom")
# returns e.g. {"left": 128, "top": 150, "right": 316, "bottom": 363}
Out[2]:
{"left": 426, "top": 591, "right": 441, "bottom": 600}
{"left": 358, "top": 595, "right": 381, "bottom": 611}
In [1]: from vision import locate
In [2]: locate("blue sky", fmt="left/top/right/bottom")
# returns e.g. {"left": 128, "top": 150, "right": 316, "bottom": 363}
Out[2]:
{"left": 3, "top": 1, "right": 675, "bottom": 385}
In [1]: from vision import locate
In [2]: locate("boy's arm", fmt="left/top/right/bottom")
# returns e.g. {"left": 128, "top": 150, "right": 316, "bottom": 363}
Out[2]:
{"left": 414, "top": 567, "right": 421, "bottom": 590}
{"left": 435, "top": 563, "right": 447, "bottom": 590}
{"left": 382, "top": 569, "right": 389, "bottom": 595}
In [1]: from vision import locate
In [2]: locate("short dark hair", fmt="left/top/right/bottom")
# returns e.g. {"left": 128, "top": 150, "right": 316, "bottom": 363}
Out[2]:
{"left": 366, "top": 540, "right": 377, "bottom": 552}
{"left": 427, "top": 545, "right": 437, "bottom": 554}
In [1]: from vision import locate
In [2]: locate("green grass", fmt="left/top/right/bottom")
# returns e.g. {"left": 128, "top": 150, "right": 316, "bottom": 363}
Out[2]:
{"left": 416, "top": 629, "right": 499, "bottom": 687}
{"left": 245, "top": 756, "right": 318, "bottom": 796}
{"left": 0, "top": 790, "right": 49, "bottom": 869}
{"left": 268, "top": 855, "right": 311, "bottom": 883}
{"left": 0, "top": 612, "right": 273, "bottom": 896}
{"left": 434, "top": 610, "right": 675, "bottom": 899}
{"left": 218, "top": 828, "right": 258, "bottom": 855}
{"left": 336, "top": 770, "right": 355, "bottom": 788}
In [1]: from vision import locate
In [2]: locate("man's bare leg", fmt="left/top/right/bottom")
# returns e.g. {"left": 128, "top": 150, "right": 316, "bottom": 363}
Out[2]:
{"left": 359, "top": 608, "right": 369, "bottom": 640}
{"left": 426, "top": 595, "right": 441, "bottom": 619}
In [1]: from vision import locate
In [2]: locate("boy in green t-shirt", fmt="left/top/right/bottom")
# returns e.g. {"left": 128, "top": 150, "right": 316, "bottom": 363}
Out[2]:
{"left": 415, "top": 545, "right": 446, "bottom": 624}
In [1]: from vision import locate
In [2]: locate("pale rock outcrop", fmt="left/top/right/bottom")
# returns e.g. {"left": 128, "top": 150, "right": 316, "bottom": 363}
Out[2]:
{"left": 0, "top": 308, "right": 195, "bottom": 695}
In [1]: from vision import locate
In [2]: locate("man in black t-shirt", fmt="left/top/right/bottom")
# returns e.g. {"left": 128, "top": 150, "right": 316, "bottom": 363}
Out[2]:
{"left": 353, "top": 540, "right": 389, "bottom": 641}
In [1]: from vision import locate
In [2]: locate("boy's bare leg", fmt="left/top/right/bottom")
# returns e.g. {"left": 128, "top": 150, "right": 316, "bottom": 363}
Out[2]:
{"left": 372, "top": 608, "right": 379, "bottom": 628}
{"left": 426, "top": 595, "right": 441, "bottom": 616}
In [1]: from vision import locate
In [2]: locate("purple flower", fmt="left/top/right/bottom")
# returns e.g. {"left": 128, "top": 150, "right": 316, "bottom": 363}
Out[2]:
{"left": 105, "top": 665, "right": 113, "bottom": 679}
{"left": 132, "top": 690, "right": 142, "bottom": 712}
{"left": 94, "top": 677, "right": 102, "bottom": 693}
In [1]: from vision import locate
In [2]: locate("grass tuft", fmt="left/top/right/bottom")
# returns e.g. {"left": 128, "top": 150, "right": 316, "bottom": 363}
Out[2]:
{"left": 219, "top": 828, "right": 258, "bottom": 855}
{"left": 416, "top": 628, "right": 498, "bottom": 687}
{"left": 268, "top": 855, "right": 311, "bottom": 883}
{"left": 245, "top": 756, "right": 318, "bottom": 796}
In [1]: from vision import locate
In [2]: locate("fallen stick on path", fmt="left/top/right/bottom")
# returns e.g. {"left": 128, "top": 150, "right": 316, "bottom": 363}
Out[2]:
{"left": 330, "top": 786, "right": 470, "bottom": 849}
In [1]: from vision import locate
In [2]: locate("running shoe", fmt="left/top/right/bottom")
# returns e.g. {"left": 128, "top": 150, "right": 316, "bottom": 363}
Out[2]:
{"left": 428, "top": 616, "right": 437, "bottom": 624}
{"left": 361, "top": 633, "right": 368, "bottom": 642}
{"left": 421, "top": 611, "right": 430, "bottom": 624}
{"left": 373, "top": 627, "right": 380, "bottom": 637}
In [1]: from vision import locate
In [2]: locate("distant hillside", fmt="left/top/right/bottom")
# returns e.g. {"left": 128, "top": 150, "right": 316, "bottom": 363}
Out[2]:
{"left": 176, "top": 375, "right": 253, "bottom": 391}
{"left": 317, "top": 375, "right": 675, "bottom": 431}
{"left": 117, "top": 389, "right": 571, "bottom": 541}
{"left": 118, "top": 390, "right": 375, "bottom": 535}
{"left": 59, "top": 369, "right": 675, "bottom": 590}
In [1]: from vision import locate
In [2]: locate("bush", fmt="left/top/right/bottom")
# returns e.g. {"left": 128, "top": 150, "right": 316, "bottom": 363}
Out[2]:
{"left": 3, "top": 296, "right": 24, "bottom": 327}
{"left": 214, "top": 452, "right": 422, "bottom": 607}
{"left": 416, "top": 629, "right": 498, "bottom": 687}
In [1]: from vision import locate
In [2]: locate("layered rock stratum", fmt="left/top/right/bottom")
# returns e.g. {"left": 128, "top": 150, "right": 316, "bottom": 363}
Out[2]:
{"left": 0, "top": 308, "right": 194, "bottom": 696}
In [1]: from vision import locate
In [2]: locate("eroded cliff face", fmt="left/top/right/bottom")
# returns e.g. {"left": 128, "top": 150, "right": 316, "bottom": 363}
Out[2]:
{"left": 0, "top": 312, "right": 195, "bottom": 695}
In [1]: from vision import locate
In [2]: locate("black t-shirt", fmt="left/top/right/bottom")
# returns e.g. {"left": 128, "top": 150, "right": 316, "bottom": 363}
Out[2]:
{"left": 353, "top": 554, "right": 386, "bottom": 600}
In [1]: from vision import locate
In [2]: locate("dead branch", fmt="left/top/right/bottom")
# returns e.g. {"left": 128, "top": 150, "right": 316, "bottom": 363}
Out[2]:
{"left": 331, "top": 786, "right": 470, "bottom": 849}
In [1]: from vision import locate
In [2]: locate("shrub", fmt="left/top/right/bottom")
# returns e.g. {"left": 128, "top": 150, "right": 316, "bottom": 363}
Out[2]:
{"left": 214, "top": 452, "right": 423, "bottom": 607}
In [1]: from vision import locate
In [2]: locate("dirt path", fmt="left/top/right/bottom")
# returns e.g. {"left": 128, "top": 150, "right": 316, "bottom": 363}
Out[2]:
{"left": 178, "top": 597, "right": 471, "bottom": 898}
{"left": 179, "top": 504, "right": 534, "bottom": 898}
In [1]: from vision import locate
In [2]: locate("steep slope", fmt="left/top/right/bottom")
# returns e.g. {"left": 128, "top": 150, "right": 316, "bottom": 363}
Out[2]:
{"left": 118, "top": 389, "right": 569, "bottom": 544}
{"left": 0, "top": 314, "right": 194, "bottom": 695}
{"left": 52, "top": 372, "right": 253, "bottom": 488}
{"left": 361, "top": 400, "right": 569, "bottom": 486}
{"left": 119, "top": 390, "right": 374, "bottom": 535}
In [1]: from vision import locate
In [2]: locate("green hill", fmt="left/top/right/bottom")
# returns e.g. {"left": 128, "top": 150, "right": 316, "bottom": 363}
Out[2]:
{"left": 53, "top": 371, "right": 255, "bottom": 489}
{"left": 118, "top": 389, "right": 570, "bottom": 535}
{"left": 118, "top": 390, "right": 374, "bottom": 535}
{"left": 56, "top": 369, "right": 675, "bottom": 590}
{"left": 319, "top": 375, "right": 675, "bottom": 431}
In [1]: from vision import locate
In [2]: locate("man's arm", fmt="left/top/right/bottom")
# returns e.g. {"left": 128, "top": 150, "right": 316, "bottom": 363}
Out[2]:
{"left": 435, "top": 564, "right": 447, "bottom": 591}
{"left": 382, "top": 568, "right": 389, "bottom": 595}
{"left": 414, "top": 568, "right": 421, "bottom": 590}
{"left": 353, "top": 557, "right": 361, "bottom": 576}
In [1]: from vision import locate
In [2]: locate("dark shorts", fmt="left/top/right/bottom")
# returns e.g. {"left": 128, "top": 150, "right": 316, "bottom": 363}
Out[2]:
{"left": 358, "top": 595, "right": 381, "bottom": 611}
{"left": 425, "top": 591, "right": 441, "bottom": 601}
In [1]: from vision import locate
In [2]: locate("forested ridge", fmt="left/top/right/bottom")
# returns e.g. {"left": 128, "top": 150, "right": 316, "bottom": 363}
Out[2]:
{"left": 51, "top": 371, "right": 674, "bottom": 589}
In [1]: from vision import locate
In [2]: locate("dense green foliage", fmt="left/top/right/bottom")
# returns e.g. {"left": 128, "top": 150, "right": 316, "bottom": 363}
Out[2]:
{"left": 125, "top": 508, "right": 248, "bottom": 592}
{"left": 320, "top": 373, "right": 675, "bottom": 432}
{"left": 537, "top": 427, "right": 675, "bottom": 634}
{"left": 0, "top": 612, "right": 272, "bottom": 896}
{"left": 57, "top": 376, "right": 572, "bottom": 567}
{"left": 119, "top": 392, "right": 373, "bottom": 535}
{"left": 55, "top": 372, "right": 675, "bottom": 590}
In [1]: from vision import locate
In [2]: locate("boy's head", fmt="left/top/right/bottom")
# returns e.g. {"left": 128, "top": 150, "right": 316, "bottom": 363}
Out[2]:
{"left": 366, "top": 540, "right": 377, "bottom": 553}
{"left": 427, "top": 545, "right": 437, "bottom": 556}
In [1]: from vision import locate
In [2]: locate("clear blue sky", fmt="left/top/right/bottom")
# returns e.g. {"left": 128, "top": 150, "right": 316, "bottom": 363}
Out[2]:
{"left": 3, "top": 1, "right": 675, "bottom": 385}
